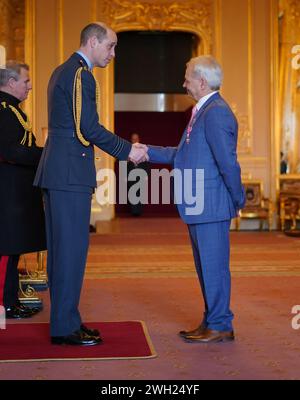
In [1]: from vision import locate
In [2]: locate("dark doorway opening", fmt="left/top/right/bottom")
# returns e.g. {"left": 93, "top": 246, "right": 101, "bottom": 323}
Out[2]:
{"left": 114, "top": 30, "right": 199, "bottom": 217}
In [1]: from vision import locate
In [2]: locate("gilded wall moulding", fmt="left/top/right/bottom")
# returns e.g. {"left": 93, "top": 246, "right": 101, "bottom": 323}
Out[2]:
{"left": 231, "top": 103, "right": 252, "bottom": 155}
{"left": 97, "top": 0, "right": 212, "bottom": 52}
{"left": 0, "top": 1, "right": 10, "bottom": 40}
{"left": 0, "top": 0, "right": 24, "bottom": 60}
{"left": 283, "top": 0, "right": 300, "bottom": 19}
{"left": 279, "top": 0, "right": 300, "bottom": 40}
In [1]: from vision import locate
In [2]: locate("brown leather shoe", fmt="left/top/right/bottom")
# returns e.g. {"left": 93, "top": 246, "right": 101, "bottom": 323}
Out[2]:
{"left": 184, "top": 328, "right": 234, "bottom": 343}
{"left": 179, "top": 323, "right": 206, "bottom": 338}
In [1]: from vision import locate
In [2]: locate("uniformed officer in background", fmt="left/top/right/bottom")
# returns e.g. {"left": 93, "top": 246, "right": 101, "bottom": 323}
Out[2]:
{"left": 34, "top": 22, "right": 148, "bottom": 346}
{"left": 0, "top": 61, "right": 46, "bottom": 318}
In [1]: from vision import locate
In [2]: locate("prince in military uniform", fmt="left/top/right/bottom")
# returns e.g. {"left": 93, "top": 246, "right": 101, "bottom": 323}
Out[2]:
{"left": 34, "top": 22, "right": 147, "bottom": 345}
{"left": 0, "top": 62, "right": 46, "bottom": 318}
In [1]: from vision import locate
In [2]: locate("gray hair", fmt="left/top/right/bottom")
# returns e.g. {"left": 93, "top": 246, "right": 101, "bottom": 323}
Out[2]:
{"left": 0, "top": 61, "right": 29, "bottom": 87}
{"left": 80, "top": 22, "right": 108, "bottom": 46}
{"left": 188, "top": 56, "right": 223, "bottom": 90}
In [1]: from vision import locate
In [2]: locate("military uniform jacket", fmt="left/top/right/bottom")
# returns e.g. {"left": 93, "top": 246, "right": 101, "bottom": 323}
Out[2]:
{"left": 0, "top": 91, "right": 46, "bottom": 255}
{"left": 34, "top": 53, "right": 132, "bottom": 193}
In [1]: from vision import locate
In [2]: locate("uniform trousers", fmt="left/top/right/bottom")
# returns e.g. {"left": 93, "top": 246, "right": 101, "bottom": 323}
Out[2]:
{"left": 43, "top": 189, "right": 92, "bottom": 336}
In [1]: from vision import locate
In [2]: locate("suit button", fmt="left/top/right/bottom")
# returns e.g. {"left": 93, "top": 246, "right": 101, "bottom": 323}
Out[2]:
{"left": 82, "top": 153, "right": 86, "bottom": 157}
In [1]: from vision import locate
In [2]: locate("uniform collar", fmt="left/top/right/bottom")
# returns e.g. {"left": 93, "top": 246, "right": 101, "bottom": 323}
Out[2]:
{"left": 0, "top": 90, "right": 21, "bottom": 107}
{"left": 76, "top": 51, "right": 93, "bottom": 70}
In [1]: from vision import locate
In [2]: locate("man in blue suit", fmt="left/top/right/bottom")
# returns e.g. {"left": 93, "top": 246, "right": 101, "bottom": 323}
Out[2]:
{"left": 34, "top": 22, "right": 147, "bottom": 346}
{"left": 140, "top": 56, "right": 245, "bottom": 343}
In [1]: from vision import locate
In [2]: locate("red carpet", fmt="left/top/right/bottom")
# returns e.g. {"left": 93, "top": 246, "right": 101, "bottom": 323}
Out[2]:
{"left": 0, "top": 321, "right": 156, "bottom": 362}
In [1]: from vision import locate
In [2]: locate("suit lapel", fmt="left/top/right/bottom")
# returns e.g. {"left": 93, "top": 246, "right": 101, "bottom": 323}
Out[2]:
{"left": 194, "top": 92, "right": 220, "bottom": 122}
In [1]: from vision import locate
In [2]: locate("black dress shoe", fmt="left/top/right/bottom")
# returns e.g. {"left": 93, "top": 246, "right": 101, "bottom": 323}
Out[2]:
{"left": 5, "top": 305, "right": 38, "bottom": 319}
{"left": 17, "top": 303, "right": 41, "bottom": 314}
{"left": 80, "top": 324, "right": 100, "bottom": 338}
{"left": 51, "top": 329, "right": 103, "bottom": 346}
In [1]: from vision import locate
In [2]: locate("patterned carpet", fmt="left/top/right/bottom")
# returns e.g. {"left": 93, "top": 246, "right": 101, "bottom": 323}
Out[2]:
{"left": 23, "top": 217, "right": 300, "bottom": 277}
{"left": 86, "top": 218, "right": 300, "bottom": 277}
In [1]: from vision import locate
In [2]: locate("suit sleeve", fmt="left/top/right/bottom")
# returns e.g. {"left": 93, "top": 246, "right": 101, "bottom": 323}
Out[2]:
{"left": 204, "top": 107, "right": 245, "bottom": 210}
{"left": 79, "top": 70, "right": 131, "bottom": 161}
{"left": 0, "top": 109, "right": 43, "bottom": 167}
{"left": 147, "top": 145, "right": 177, "bottom": 165}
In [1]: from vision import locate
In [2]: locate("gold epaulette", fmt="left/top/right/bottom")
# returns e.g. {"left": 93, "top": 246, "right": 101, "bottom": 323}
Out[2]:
{"left": 72, "top": 64, "right": 101, "bottom": 147}
{"left": 1, "top": 101, "right": 32, "bottom": 146}
{"left": 0, "top": 101, "right": 7, "bottom": 110}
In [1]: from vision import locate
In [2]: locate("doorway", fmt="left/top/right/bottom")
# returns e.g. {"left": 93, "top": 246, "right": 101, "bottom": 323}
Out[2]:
{"left": 114, "top": 30, "right": 199, "bottom": 217}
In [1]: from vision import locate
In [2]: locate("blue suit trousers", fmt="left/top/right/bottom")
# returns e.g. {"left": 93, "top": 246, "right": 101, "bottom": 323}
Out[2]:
{"left": 43, "top": 189, "right": 92, "bottom": 336}
{"left": 188, "top": 220, "right": 234, "bottom": 331}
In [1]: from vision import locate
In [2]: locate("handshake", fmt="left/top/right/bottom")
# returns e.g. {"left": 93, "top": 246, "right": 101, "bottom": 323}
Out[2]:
{"left": 128, "top": 142, "right": 149, "bottom": 165}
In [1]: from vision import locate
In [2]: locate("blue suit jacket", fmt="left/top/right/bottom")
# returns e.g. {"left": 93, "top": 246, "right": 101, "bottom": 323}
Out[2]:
{"left": 34, "top": 53, "right": 131, "bottom": 193}
{"left": 148, "top": 93, "right": 245, "bottom": 224}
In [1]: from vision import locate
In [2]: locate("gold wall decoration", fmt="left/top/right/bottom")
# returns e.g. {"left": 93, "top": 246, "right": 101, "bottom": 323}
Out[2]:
{"left": 0, "top": 1, "right": 12, "bottom": 53}
{"left": 57, "top": 0, "right": 64, "bottom": 65}
{"left": 278, "top": 0, "right": 300, "bottom": 174}
{"left": 0, "top": 0, "right": 25, "bottom": 60}
{"left": 270, "top": 0, "right": 280, "bottom": 199}
{"left": 97, "top": 0, "right": 213, "bottom": 54}
{"left": 214, "top": 0, "right": 222, "bottom": 62}
{"left": 231, "top": 103, "right": 251, "bottom": 155}
{"left": 13, "top": 0, "right": 25, "bottom": 61}
{"left": 247, "top": 0, "right": 253, "bottom": 156}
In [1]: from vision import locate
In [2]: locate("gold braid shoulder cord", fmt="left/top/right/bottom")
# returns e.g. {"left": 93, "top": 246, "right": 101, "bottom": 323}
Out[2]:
{"left": 1, "top": 101, "right": 33, "bottom": 147}
{"left": 72, "top": 67, "right": 101, "bottom": 147}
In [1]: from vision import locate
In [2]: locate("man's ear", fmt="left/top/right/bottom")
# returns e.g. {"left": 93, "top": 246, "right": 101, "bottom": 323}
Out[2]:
{"left": 200, "top": 77, "right": 208, "bottom": 90}
{"left": 8, "top": 77, "right": 16, "bottom": 89}
{"left": 90, "top": 36, "right": 98, "bottom": 48}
